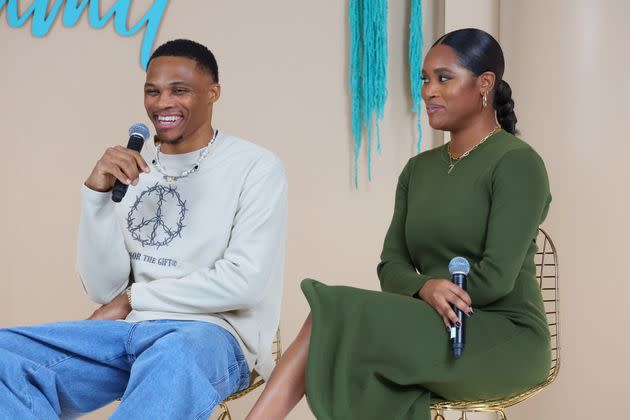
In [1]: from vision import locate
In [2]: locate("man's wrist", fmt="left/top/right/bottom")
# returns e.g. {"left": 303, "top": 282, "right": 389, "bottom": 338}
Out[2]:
{"left": 84, "top": 180, "right": 112, "bottom": 193}
{"left": 125, "top": 286, "right": 133, "bottom": 310}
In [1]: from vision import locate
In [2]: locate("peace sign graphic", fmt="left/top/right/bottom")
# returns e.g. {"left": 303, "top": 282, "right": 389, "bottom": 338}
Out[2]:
{"left": 126, "top": 183, "right": 188, "bottom": 248}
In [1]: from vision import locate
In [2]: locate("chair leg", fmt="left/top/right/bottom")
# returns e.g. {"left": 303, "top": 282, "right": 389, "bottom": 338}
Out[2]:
{"left": 459, "top": 411, "right": 468, "bottom": 420}
{"left": 497, "top": 410, "right": 507, "bottom": 420}
{"left": 217, "top": 403, "right": 232, "bottom": 420}
{"left": 433, "top": 410, "right": 446, "bottom": 420}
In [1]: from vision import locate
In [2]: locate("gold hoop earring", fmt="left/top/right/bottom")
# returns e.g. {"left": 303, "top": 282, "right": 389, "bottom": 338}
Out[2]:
{"left": 482, "top": 92, "right": 488, "bottom": 108}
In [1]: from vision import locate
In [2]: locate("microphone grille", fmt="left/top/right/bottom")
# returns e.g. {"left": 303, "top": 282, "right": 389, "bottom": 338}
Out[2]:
{"left": 448, "top": 257, "right": 470, "bottom": 275}
{"left": 129, "top": 123, "right": 150, "bottom": 141}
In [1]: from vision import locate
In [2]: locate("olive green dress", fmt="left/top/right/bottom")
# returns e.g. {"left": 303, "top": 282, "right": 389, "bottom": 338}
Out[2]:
{"left": 301, "top": 130, "right": 552, "bottom": 420}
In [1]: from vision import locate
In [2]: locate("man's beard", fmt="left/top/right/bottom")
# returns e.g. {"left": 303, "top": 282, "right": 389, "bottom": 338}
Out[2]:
{"left": 154, "top": 134, "right": 185, "bottom": 146}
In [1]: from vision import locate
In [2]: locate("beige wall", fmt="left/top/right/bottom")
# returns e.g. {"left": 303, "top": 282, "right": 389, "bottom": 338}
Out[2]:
{"left": 500, "top": 0, "right": 630, "bottom": 418}
{"left": 444, "top": 0, "right": 499, "bottom": 36}
{"left": 0, "top": 1, "right": 627, "bottom": 419}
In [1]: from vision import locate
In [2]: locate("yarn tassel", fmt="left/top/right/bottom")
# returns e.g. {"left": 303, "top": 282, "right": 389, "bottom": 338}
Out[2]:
{"left": 409, "top": 0, "right": 423, "bottom": 153}
{"left": 349, "top": 0, "right": 388, "bottom": 187}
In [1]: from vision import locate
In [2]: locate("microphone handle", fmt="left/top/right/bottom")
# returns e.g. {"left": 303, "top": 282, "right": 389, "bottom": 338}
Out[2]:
{"left": 111, "top": 135, "right": 145, "bottom": 203}
{"left": 452, "top": 272, "right": 467, "bottom": 358}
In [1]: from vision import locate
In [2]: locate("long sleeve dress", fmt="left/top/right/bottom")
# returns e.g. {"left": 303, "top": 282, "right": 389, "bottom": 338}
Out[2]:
{"left": 301, "top": 130, "right": 552, "bottom": 420}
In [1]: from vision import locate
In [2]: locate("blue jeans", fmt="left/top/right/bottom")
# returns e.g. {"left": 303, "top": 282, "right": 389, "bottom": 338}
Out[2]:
{"left": 0, "top": 319, "right": 250, "bottom": 419}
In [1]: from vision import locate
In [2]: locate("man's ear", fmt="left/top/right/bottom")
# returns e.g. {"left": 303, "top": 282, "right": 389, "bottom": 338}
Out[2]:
{"left": 208, "top": 83, "right": 221, "bottom": 104}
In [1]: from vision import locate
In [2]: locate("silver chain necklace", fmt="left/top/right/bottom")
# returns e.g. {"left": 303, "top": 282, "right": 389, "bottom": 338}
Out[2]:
{"left": 152, "top": 129, "right": 218, "bottom": 183}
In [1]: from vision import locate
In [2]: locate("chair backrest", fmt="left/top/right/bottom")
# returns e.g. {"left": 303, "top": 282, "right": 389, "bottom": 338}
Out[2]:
{"left": 535, "top": 227, "right": 560, "bottom": 384}
{"left": 272, "top": 329, "right": 283, "bottom": 362}
{"left": 429, "top": 228, "right": 561, "bottom": 414}
{"left": 223, "top": 329, "right": 283, "bottom": 404}
{"left": 247, "top": 329, "right": 283, "bottom": 387}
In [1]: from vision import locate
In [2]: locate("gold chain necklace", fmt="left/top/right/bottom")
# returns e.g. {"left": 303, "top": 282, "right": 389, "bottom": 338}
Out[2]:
{"left": 447, "top": 125, "right": 501, "bottom": 174}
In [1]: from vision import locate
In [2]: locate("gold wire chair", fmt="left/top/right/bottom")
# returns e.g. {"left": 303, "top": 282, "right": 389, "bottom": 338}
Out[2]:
{"left": 431, "top": 227, "right": 560, "bottom": 420}
{"left": 215, "top": 331, "right": 283, "bottom": 420}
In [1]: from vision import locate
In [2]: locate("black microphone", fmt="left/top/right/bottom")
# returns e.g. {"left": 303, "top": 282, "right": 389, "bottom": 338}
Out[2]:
{"left": 111, "top": 123, "right": 151, "bottom": 203}
{"left": 448, "top": 256, "right": 470, "bottom": 359}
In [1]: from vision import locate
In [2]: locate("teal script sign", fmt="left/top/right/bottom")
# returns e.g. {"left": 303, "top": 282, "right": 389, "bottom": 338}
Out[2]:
{"left": 0, "top": 0, "right": 169, "bottom": 68}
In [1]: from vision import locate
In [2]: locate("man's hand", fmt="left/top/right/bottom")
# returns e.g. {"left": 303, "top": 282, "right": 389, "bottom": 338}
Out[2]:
{"left": 85, "top": 146, "right": 150, "bottom": 192}
{"left": 418, "top": 279, "right": 473, "bottom": 329}
{"left": 87, "top": 291, "right": 132, "bottom": 320}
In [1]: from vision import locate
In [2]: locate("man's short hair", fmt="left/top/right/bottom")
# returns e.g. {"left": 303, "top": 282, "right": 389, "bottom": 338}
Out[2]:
{"left": 148, "top": 39, "right": 219, "bottom": 82}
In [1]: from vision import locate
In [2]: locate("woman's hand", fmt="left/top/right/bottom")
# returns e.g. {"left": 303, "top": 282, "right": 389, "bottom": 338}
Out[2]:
{"left": 418, "top": 279, "right": 473, "bottom": 329}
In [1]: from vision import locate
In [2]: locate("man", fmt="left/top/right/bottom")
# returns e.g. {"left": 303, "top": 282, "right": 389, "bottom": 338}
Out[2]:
{"left": 0, "top": 39, "right": 288, "bottom": 419}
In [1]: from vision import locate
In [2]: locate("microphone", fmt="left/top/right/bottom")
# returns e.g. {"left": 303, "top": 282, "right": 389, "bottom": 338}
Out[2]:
{"left": 111, "top": 123, "right": 151, "bottom": 203}
{"left": 448, "top": 256, "right": 470, "bottom": 359}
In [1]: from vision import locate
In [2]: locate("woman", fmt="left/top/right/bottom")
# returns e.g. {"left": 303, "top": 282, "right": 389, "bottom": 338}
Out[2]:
{"left": 246, "top": 28, "right": 551, "bottom": 420}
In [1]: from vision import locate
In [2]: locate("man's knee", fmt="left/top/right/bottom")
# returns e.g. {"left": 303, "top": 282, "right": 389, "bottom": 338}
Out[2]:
{"left": 0, "top": 328, "right": 20, "bottom": 350}
{"left": 0, "top": 347, "right": 19, "bottom": 376}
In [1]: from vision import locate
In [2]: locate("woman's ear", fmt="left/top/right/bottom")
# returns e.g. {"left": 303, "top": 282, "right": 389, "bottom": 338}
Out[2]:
{"left": 478, "top": 71, "right": 496, "bottom": 95}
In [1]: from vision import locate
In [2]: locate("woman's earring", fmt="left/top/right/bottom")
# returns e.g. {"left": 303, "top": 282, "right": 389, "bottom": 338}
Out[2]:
{"left": 482, "top": 92, "right": 488, "bottom": 108}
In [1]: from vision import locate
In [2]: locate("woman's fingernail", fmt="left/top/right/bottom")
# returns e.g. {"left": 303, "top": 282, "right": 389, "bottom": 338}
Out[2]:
{"left": 456, "top": 321, "right": 462, "bottom": 327}
{"left": 132, "top": 179, "right": 138, "bottom": 186}
{"left": 125, "top": 179, "right": 131, "bottom": 185}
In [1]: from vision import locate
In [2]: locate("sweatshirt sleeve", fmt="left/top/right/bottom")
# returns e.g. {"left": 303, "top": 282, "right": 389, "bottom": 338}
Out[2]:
{"left": 76, "top": 185, "right": 131, "bottom": 304}
{"left": 129, "top": 157, "right": 288, "bottom": 314}
{"left": 377, "top": 159, "right": 433, "bottom": 297}
{"left": 467, "top": 147, "right": 551, "bottom": 306}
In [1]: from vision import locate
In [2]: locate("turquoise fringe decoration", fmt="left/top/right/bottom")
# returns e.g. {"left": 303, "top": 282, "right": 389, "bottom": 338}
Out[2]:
{"left": 409, "top": 0, "right": 423, "bottom": 153}
{"left": 349, "top": 0, "right": 388, "bottom": 187}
